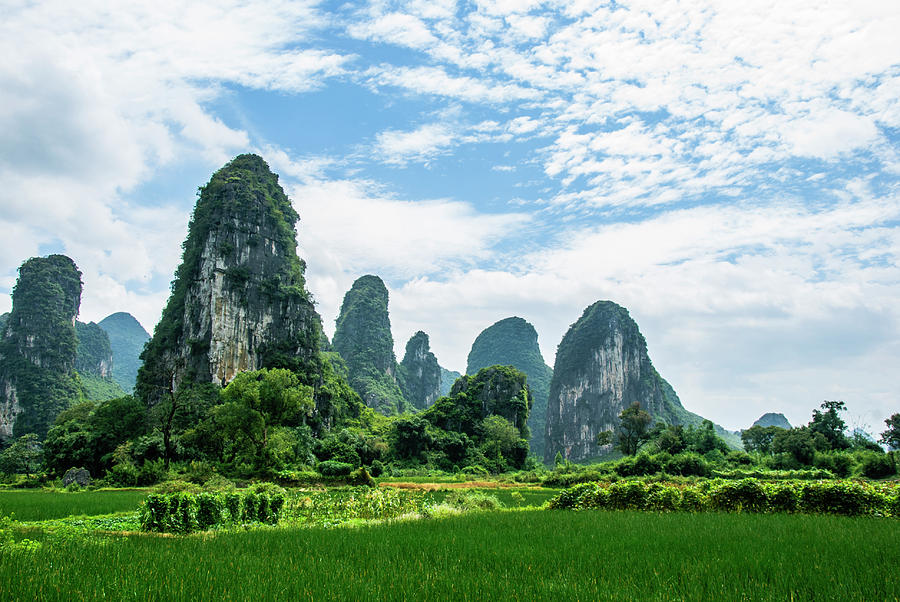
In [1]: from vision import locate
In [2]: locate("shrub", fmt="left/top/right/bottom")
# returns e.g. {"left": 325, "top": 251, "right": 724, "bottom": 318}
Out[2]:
{"left": 679, "top": 488, "right": 706, "bottom": 512}
{"left": 369, "top": 460, "right": 384, "bottom": 478}
{"left": 709, "top": 479, "right": 767, "bottom": 513}
{"left": 140, "top": 494, "right": 169, "bottom": 532}
{"left": 348, "top": 467, "right": 377, "bottom": 487}
{"left": 607, "top": 480, "right": 648, "bottom": 510}
{"left": 800, "top": 481, "right": 885, "bottom": 516}
{"left": 647, "top": 484, "right": 680, "bottom": 511}
{"left": 766, "top": 483, "right": 800, "bottom": 513}
{"left": 242, "top": 493, "right": 259, "bottom": 523}
{"left": 196, "top": 493, "right": 223, "bottom": 530}
{"left": 169, "top": 492, "right": 198, "bottom": 534}
{"left": 317, "top": 460, "right": 354, "bottom": 477}
{"left": 859, "top": 453, "right": 895, "bottom": 479}
{"left": 665, "top": 453, "right": 710, "bottom": 477}
{"left": 224, "top": 492, "right": 242, "bottom": 522}
{"left": 445, "top": 490, "right": 503, "bottom": 511}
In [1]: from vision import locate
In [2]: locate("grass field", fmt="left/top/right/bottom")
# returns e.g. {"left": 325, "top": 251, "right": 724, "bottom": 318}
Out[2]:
{"left": 2, "top": 509, "right": 898, "bottom": 600}
{"left": 0, "top": 489, "right": 148, "bottom": 521}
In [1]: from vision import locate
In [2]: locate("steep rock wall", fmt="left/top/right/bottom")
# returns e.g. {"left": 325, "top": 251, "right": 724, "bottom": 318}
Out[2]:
{"left": 136, "top": 154, "right": 322, "bottom": 405}
{"left": 545, "top": 300, "right": 717, "bottom": 463}
{"left": 398, "top": 331, "right": 441, "bottom": 410}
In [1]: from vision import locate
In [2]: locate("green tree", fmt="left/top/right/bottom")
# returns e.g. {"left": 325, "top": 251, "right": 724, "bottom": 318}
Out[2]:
{"left": 880, "top": 413, "right": 900, "bottom": 450}
{"left": 0, "top": 434, "right": 42, "bottom": 477}
{"left": 772, "top": 427, "right": 825, "bottom": 466}
{"left": 213, "top": 368, "right": 314, "bottom": 469}
{"left": 741, "top": 425, "right": 785, "bottom": 454}
{"left": 616, "top": 402, "right": 654, "bottom": 456}
{"left": 809, "top": 400, "right": 849, "bottom": 450}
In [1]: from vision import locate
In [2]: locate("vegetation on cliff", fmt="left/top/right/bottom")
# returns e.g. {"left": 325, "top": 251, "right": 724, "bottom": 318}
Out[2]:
{"left": 332, "top": 275, "right": 405, "bottom": 415}
{"left": 439, "top": 366, "right": 462, "bottom": 397}
{"left": 466, "top": 317, "right": 553, "bottom": 460}
{"left": 0, "top": 255, "right": 83, "bottom": 439}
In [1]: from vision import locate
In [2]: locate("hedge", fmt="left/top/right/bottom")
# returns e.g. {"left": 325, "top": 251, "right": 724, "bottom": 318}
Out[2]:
{"left": 140, "top": 490, "right": 285, "bottom": 534}
{"left": 548, "top": 479, "right": 899, "bottom": 517}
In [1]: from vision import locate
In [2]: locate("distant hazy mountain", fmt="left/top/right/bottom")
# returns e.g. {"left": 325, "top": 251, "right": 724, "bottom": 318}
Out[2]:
{"left": 439, "top": 366, "right": 462, "bottom": 397}
{"left": 98, "top": 312, "right": 150, "bottom": 393}
{"left": 751, "top": 412, "right": 792, "bottom": 430}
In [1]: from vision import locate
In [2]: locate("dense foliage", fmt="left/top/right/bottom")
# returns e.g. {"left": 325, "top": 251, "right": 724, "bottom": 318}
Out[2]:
{"left": 466, "top": 317, "right": 553, "bottom": 461}
{"left": 548, "top": 478, "right": 899, "bottom": 517}
{"left": 98, "top": 312, "right": 150, "bottom": 393}
{"left": 0, "top": 255, "right": 83, "bottom": 439}
{"left": 332, "top": 275, "right": 406, "bottom": 415}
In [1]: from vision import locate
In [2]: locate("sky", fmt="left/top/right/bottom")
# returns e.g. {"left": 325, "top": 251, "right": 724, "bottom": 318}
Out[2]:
{"left": 1, "top": 0, "right": 898, "bottom": 433}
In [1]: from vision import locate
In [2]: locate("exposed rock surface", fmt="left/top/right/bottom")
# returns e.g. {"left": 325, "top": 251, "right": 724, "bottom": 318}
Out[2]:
{"left": 466, "top": 316, "right": 553, "bottom": 459}
{"left": 98, "top": 312, "right": 150, "bottom": 393}
{"left": 0, "top": 255, "right": 83, "bottom": 440}
{"left": 63, "top": 467, "right": 92, "bottom": 487}
{"left": 752, "top": 412, "right": 792, "bottom": 430}
{"left": 545, "top": 300, "right": 737, "bottom": 463}
{"left": 332, "top": 275, "right": 405, "bottom": 414}
{"left": 398, "top": 331, "right": 441, "bottom": 410}
{"left": 136, "top": 154, "right": 323, "bottom": 405}
{"left": 439, "top": 366, "right": 462, "bottom": 397}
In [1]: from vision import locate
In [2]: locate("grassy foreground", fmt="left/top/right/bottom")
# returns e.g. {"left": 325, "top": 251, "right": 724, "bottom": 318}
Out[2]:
{"left": 0, "top": 489, "right": 147, "bottom": 521}
{"left": 3, "top": 509, "right": 898, "bottom": 600}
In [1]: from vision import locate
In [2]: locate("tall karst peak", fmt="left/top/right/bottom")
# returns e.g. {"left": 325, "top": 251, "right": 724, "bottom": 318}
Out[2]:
{"left": 0, "top": 255, "right": 83, "bottom": 439}
{"left": 467, "top": 316, "right": 553, "bottom": 459}
{"left": 399, "top": 330, "right": 442, "bottom": 410}
{"left": 332, "top": 274, "right": 406, "bottom": 415}
{"left": 136, "top": 154, "right": 322, "bottom": 405}
{"left": 545, "top": 300, "right": 736, "bottom": 463}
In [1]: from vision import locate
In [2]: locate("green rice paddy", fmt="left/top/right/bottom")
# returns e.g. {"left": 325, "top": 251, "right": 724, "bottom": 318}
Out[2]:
{"left": 2, "top": 501, "right": 898, "bottom": 600}
{"left": 0, "top": 489, "right": 147, "bottom": 521}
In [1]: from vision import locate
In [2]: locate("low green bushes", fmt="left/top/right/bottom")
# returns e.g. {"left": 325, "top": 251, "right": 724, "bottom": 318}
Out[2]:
{"left": 140, "top": 487, "right": 285, "bottom": 534}
{"left": 549, "top": 478, "right": 899, "bottom": 517}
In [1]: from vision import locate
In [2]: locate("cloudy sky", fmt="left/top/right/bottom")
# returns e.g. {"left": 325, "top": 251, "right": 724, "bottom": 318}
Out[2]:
{"left": 2, "top": 0, "right": 898, "bottom": 432}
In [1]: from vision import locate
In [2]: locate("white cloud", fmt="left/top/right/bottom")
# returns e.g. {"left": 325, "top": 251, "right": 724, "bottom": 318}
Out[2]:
{"left": 375, "top": 124, "right": 458, "bottom": 165}
{"left": 783, "top": 110, "right": 880, "bottom": 159}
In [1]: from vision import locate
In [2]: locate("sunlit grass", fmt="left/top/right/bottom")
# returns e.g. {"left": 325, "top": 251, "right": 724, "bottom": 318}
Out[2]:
{"left": 0, "top": 489, "right": 148, "bottom": 521}
{"left": 2, "top": 509, "right": 897, "bottom": 600}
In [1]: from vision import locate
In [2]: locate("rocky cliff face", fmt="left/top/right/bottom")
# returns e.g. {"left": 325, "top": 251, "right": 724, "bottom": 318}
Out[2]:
{"left": 0, "top": 255, "right": 83, "bottom": 439}
{"left": 545, "top": 300, "right": 725, "bottom": 463}
{"left": 98, "top": 312, "right": 150, "bottom": 393}
{"left": 752, "top": 412, "right": 792, "bottom": 429}
{"left": 136, "top": 154, "right": 322, "bottom": 406}
{"left": 332, "top": 275, "right": 405, "bottom": 414}
{"left": 398, "top": 331, "right": 441, "bottom": 410}
{"left": 467, "top": 316, "right": 553, "bottom": 459}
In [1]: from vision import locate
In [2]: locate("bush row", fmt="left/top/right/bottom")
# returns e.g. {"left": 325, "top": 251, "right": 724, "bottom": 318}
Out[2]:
{"left": 140, "top": 490, "right": 285, "bottom": 534}
{"left": 548, "top": 479, "right": 900, "bottom": 517}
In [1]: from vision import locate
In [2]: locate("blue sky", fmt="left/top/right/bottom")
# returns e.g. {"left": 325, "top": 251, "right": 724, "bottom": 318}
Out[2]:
{"left": 1, "top": 0, "right": 899, "bottom": 432}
